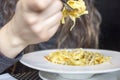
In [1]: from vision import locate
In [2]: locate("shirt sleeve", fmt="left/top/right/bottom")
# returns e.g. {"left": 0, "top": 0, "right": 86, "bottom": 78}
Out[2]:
{"left": 0, "top": 51, "right": 23, "bottom": 73}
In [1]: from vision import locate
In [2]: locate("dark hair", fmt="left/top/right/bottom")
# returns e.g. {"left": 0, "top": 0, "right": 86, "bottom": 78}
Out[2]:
{"left": 0, "top": 0, "right": 101, "bottom": 73}
{"left": 0, "top": 0, "right": 18, "bottom": 27}
{"left": 56, "top": 0, "right": 101, "bottom": 48}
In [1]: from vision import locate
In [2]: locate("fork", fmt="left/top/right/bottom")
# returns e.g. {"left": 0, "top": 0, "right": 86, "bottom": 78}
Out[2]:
{"left": 61, "top": 0, "right": 74, "bottom": 11}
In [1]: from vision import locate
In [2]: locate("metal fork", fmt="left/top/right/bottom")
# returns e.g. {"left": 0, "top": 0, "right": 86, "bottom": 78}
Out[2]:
{"left": 61, "top": 0, "right": 74, "bottom": 11}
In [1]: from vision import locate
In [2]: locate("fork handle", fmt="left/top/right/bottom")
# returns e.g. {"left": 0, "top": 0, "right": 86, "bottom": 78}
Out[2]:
{"left": 61, "top": 0, "right": 67, "bottom": 3}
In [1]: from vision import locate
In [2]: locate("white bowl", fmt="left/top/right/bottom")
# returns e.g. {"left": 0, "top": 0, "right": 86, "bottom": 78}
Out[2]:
{"left": 38, "top": 71, "right": 118, "bottom": 80}
{"left": 59, "top": 73, "right": 94, "bottom": 79}
{"left": 20, "top": 48, "right": 120, "bottom": 79}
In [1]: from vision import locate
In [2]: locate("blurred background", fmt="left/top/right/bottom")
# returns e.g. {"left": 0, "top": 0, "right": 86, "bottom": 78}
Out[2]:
{"left": 95, "top": 0, "right": 120, "bottom": 51}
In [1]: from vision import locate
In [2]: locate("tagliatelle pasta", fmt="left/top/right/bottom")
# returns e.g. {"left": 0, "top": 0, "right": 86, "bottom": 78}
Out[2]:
{"left": 45, "top": 48, "right": 110, "bottom": 66}
{"left": 62, "top": 0, "right": 88, "bottom": 30}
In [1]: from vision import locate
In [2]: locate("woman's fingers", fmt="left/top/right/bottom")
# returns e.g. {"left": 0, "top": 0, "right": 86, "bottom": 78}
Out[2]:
{"left": 47, "top": 23, "right": 60, "bottom": 38}
{"left": 12, "top": 0, "right": 63, "bottom": 44}
{"left": 29, "top": 12, "right": 62, "bottom": 42}
{"left": 19, "top": 0, "right": 63, "bottom": 28}
{"left": 40, "top": 0, "right": 63, "bottom": 20}
{"left": 23, "top": 0, "right": 63, "bottom": 24}
{"left": 36, "top": 23, "right": 60, "bottom": 42}
{"left": 31, "top": 12, "right": 62, "bottom": 33}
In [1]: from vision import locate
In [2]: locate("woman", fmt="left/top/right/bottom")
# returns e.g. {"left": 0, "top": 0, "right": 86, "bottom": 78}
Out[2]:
{"left": 0, "top": 0, "right": 101, "bottom": 73}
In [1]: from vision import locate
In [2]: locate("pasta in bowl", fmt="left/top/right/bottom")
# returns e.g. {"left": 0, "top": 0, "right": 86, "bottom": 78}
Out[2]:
{"left": 20, "top": 48, "right": 120, "bottom": 79}
{"left": 44, "top": 48, "right": 111, "bottom": 79}
{"left": 45, "top": 48, "right": 110, "bottom": 66}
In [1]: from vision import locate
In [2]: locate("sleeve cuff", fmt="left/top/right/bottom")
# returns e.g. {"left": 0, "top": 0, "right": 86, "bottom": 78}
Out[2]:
{"left": 0, "top": 51, "right": 23, "bottom": 73}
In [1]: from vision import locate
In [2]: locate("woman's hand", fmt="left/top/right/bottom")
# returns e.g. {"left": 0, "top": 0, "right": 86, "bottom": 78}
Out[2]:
{"left": 0, "top": 0, "right": 63, "bottom": 58}
{"left": 11, "top": 0, "right": 62, "bottom": 45}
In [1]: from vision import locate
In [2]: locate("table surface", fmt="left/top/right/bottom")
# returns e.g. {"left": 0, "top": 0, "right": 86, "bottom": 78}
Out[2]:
{"left": 12, "top": 71, "right": 42, "bottom": 80}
